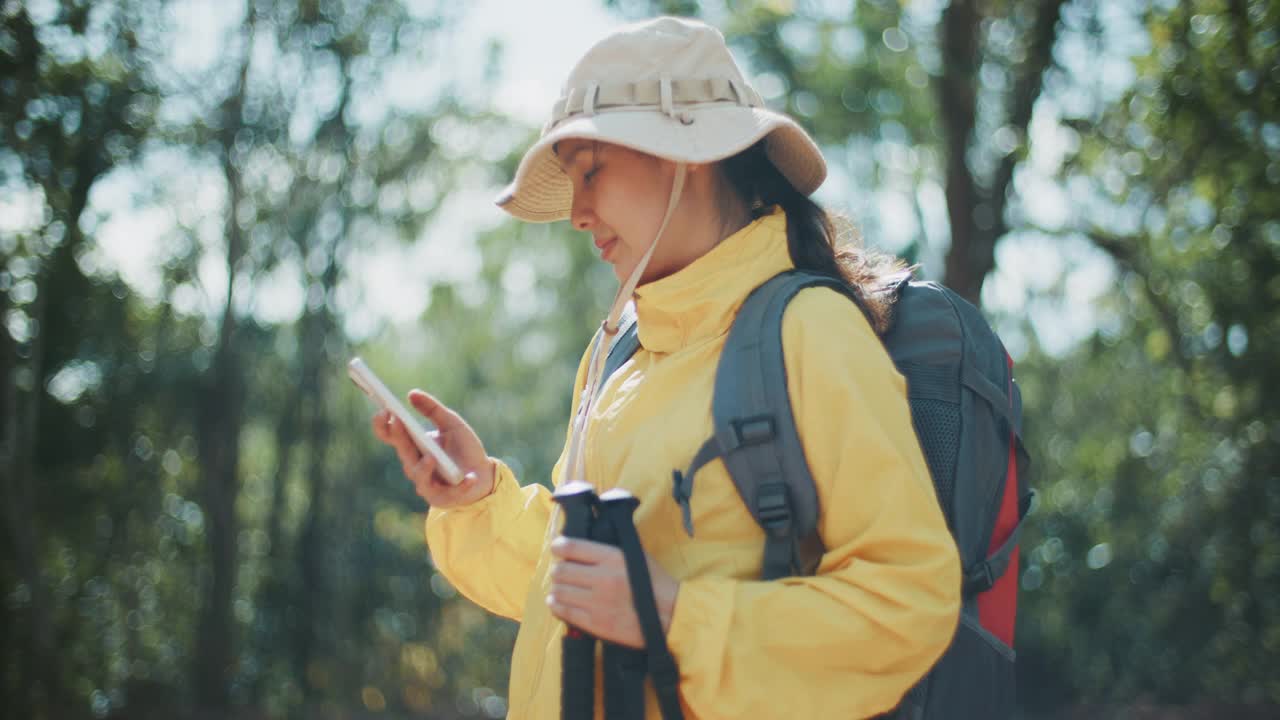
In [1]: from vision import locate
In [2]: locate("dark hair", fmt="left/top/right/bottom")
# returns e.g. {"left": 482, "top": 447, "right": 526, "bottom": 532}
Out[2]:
{"left": 718, "top": 140, "right": 908, "bottom": 333}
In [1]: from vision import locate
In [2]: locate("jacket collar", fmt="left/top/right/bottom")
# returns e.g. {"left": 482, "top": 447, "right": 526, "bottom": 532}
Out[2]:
{"left": 633, "top": 210, "right": 794, "bottom": 354}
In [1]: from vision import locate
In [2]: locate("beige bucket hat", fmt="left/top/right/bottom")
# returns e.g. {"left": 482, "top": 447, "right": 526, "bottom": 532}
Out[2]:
{"left": 495, "top": 16, "right": 827, "bottom": 223}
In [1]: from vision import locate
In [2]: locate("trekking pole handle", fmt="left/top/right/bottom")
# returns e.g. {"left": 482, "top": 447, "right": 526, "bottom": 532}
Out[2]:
{"left": 552, "top": 481, "right": 599, "bottom": 720}
{"left": 555, "top": 481, "right": 598, "bottom": 540}
{"left": 597, "top": 490, "right": 649, "bottom": 720}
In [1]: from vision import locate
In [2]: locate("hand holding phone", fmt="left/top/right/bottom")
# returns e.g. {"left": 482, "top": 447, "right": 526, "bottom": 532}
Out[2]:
{"left": 348, "top": 357, "right": 463, "bottom": 485}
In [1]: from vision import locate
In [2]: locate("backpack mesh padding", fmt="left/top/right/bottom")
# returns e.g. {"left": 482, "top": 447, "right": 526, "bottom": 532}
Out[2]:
{"left": 910, "top": 398, "right": 961, "bottom": 519}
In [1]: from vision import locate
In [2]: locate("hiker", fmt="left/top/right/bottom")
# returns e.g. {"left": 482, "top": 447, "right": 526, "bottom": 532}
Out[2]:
{"left": 372, "top": 16, "right": 961, "bottom": 719}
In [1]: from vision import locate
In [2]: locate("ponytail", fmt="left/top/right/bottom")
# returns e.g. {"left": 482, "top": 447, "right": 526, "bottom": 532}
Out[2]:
{"left": 718, "top": 140, "right": 907, "bottom": 333}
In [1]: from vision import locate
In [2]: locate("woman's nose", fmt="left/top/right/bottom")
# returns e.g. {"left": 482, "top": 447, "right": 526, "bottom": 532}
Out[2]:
{"left": 570, "top": 196, "right": 595, "bottom": 231}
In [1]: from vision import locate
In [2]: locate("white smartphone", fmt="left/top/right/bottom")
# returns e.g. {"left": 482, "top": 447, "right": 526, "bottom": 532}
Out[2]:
{"left": 347, "top": 357, "right": 463, "bottom": 485}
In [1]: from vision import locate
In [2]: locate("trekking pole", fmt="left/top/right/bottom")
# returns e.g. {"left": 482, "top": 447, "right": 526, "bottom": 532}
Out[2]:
{"left": 595, "top": 490, "right": 648, "bottom": 720}
{"left": 600, "top": 488, "right": 686, "bottom": 720}
{"left": 553, "top": 481, "right": 599, "bottom": 720}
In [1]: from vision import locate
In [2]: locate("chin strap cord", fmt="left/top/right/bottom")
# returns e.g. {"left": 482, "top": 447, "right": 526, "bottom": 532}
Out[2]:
{"left": 561, "top": 162, "right": 687, "bottom": 488}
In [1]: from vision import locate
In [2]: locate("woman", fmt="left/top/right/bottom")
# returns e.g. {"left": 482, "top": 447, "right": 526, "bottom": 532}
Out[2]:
{"left": 373, "top": 17, "right": 960, "bottom": 719}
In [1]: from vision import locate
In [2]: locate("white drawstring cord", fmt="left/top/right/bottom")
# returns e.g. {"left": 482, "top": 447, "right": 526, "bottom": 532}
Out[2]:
{"left": 561, "top": 161, "right": 688, "bottom": 488}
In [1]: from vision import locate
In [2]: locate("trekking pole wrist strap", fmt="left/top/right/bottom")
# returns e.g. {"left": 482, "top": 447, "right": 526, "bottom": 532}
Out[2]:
{"left": 613, "top": 513, "right": 685, "bottom": 720}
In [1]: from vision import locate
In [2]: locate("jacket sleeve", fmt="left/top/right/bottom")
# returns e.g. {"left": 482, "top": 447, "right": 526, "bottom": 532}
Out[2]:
{"left": 424, "top": 337, "right": 596, "bottom": 621}
{"left": 424, "top": 459, "right": 553, "bottom": 621}
{"left": 664, "top": 288, "right": 962, "bottom": 719}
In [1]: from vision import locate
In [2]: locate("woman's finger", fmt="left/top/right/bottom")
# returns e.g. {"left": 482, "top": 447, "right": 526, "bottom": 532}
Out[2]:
{"left": 547, "top": 582, "right": 595, "bottom": 609}
{"left": 408, "top": 389, "right": 463, "bottom": 431}
{"left": 549, "top": 559, "right": 609, "bottom": 589}
{"left": 371, "top": 411, "right": 391, "bottom": 442}
{"left": 546, "top": 595, "right": 591, "bottom": 629}
{"left": 407, "top": 446, "right": 440, "bottom": 483}
{"left": 549, "top": 537, "right": 619, "bottom": 565}
{"left": 386, "top": 416, "right": 424, "bottom": 471}
{"left": 372, "top": 410, "right": 405, "bottom": 445}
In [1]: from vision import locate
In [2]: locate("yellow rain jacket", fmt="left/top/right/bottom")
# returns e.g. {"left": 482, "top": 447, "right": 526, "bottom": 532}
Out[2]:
{"left": 426, "top": 211, "right": 961, "bottom": 719}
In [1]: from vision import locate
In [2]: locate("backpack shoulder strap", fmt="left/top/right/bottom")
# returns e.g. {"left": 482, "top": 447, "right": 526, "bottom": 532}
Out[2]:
{"left": 603, "top": 302, "right": 641, "bottom": 381}
{"left": 706, "top": 269, "right": 858, "bottom": 579}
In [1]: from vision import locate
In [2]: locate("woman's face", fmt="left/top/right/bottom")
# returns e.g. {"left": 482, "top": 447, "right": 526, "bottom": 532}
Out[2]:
{"left": 556, "top": 140, "right": 688, "bottom": 284}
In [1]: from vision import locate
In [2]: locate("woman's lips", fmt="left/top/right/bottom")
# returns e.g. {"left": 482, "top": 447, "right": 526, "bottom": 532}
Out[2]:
{"left": 595, "top": 236, "right": 619, "bottom": 261}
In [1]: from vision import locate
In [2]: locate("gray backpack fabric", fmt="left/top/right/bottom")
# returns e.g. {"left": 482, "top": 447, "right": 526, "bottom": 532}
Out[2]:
{"left": 603, "top": 269, "right": 1032, "bottom": 719}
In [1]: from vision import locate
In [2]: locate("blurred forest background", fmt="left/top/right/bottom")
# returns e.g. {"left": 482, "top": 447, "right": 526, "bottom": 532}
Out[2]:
{"left": 1, "top": 0, "right": 1277, "bottom": 718}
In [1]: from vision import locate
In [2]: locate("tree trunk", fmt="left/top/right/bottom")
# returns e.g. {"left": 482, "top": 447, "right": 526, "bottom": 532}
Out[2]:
{"left": 937, "top": 0, "right": 983, "bottom": 304}
{"left": 291, "top": 310, "right": 339, "bottom": 694}
{"left": 192, "top": 44, "right": 252, "bottom": 710}
{"left": 0, "top": 252, "right": 22, "bottom": 718}
{"left": 192, "top": 314, "right": 244, "bottom": 711}
{"left": 290, "top": 64, "right": 354, "bottom": 698}
{"left": 247, "top": 382, "right": 300, "bottom": 704}
{"left": 5, "top": 297, "right": 65, "bottom": 719}
{"left": 1, "top": 287, "right": 56, "bottom": 717}
{"left": 192, "top": 174, "right": 247, "bottom": 710}
{"left": 939, "top": 0, "right": 1066, "bottom": 306}
{"left": 2, "top": 145, "right": 100, "bottom": 716}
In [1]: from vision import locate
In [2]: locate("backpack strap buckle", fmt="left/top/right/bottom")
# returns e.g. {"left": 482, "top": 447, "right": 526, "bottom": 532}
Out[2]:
{"left": 671, "top": 470, "right": 695, "bottom": 537}
{"left": 755, "top": 482, "right": 792, "bottom": 534}
{"left": 963, "top": 490, "right": 1034, "bottom": 597}
{"left": 730, "top": 415, "right": 775, "bottom": 449}
{"left": 963, "top": 561, "right": 997, "bottom": 596}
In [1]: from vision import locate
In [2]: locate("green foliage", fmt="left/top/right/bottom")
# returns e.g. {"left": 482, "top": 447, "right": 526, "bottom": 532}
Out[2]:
{"left": 0, "top": 0, "right": 556, "bottom": 717}
{"left": 1013, "top": 0, "right": 1280, "bottom": 709}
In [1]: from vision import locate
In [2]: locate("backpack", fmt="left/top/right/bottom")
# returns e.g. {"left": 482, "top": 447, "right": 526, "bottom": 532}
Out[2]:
{"left": 603, "top": 269, "right": 1033, "bottom": 719}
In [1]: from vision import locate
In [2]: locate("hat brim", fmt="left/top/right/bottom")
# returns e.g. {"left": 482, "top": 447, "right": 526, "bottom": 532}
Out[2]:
{"left": 495, "top": 105, "right": 826, "bottom": 223}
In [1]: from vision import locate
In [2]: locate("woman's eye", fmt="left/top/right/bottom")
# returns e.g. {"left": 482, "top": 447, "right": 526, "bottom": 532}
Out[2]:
{"left": 583, "top": 166, "right": 600, "bottom": 184}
